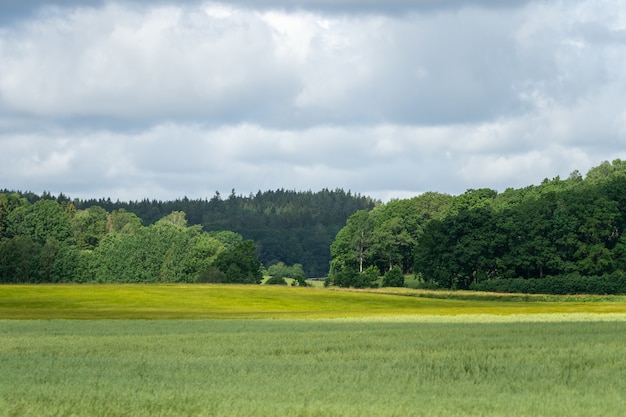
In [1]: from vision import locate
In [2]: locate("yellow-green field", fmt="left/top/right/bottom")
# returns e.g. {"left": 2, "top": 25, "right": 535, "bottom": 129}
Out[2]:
{"left": 1, "top": 284, "right": 626, "bottom": 319}
{"left": 2, "top": 285, "right": 626, "bottom": 417}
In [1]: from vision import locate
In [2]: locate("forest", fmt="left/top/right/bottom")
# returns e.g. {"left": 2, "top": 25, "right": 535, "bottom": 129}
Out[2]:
{"left": 0, "top": 188, "right": 375, "bottom": 283}
{"left": 4, "top": 160, "right": 626, "bottom": 293}
{"left": 328, "top": 159, "right": 626, "bottom": 294}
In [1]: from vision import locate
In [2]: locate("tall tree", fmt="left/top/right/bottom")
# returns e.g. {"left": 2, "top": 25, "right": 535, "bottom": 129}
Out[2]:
{"left": 330, "top": 210, "right": 374, "bottom": 276}
{"left": 72, "top": 206, "right": 108, "bottom": 250}
{"left": 213, "top": 240, "right": 262, "bottom": 284}
{"left": 6, "top": 199, "right": 73, "bottom": 245}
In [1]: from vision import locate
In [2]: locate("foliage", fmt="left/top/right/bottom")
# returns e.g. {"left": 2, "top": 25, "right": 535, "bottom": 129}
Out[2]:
{"left": 8, "top": 159, "right": 626, "bottom": 291}
{"left": 382, "top": 266, "right": 405, "bottom": 288}
{"left": 68, "top": 188, "right": 377, "bottom": 277}
{"left": 330, "top": 159, "right": 626, "bottom": 293}
{"left": 0, "top": 195, "right": 265, "bottom": 284}
{"left": 89, "top": 216, "right": 225, "bottom": 283}
{"left": 290, "top": 274, "right": 309, "bottom": 287}
{"left": 266, "top": 261, "right": 305, "bottom": 279}
{"left": 5, "top": 199, "right": 73, "bottom": 245}
{"left": 213, "top": 240, "right": 263, "bottom": 284}
{"left": 72, "top": 206, "right": 107, "bottom": 250}
{"left": 360, "top": 265, "right": 380, "bottom": 288}
{"left": 329, "top": 194, "right": 450, "bottom": 287}
{"left": 471, "top": 272, "right": 626, "bottom": 295}
{"left": 329, "top": 265, "right": 379, "bottom": 289}
{"left": 197, "top": 267, "right": 226, "bottom": 283}
{"left": 265, "top": 275, "right": 288, "bottom": 285}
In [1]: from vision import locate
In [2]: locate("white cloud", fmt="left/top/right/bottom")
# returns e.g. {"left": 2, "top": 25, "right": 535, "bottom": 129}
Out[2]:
{"left": 1, "top": 0, "right": 626, "bottom": 202}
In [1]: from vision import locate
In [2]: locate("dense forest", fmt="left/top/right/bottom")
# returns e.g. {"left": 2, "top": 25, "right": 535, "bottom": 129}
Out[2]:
{"left": 328, "top": 159, "right": 626, "bottom": 294}
{"left": 0, "top": 189, "right": 376, "bottom": 283}
{"left": 4, "top": 160, "right": 626, "bottom": 293}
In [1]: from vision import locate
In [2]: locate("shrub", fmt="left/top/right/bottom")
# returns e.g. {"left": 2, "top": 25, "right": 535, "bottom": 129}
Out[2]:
{"left": 382, "top": 266, "right": 405, "bottom": 288}
{"left": 291, "top": 274, "right": 309, "bottom": 287}
{"left": 265, "top": 276, "right": 288, "bottom": 285}
{"left": 197, "top": 268, "right": 226, "bottom": 283}
{"left": 470, "top": 272, "right": 626, "bottom": 294}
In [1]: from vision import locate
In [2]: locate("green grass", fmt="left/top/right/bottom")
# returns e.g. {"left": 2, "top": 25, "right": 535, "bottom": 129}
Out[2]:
{"left": 2, "top": 284, "right": 626, "bottom": 319}
{"left": 1, "top": 318, "right": 626, "bottom": 417}
{"left": 2, "top": 285, "right": 626, "bottom": 416}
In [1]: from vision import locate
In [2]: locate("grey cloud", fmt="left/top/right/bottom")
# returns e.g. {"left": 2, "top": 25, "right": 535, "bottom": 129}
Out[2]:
{"left": 0, "top": 0, "right": 538, "bottom": 23}
{"left": 2, "top": 1, "right": 617, "bottom": 129}
{"left": 1, "top": 0, "right": 626, "bottom": 202}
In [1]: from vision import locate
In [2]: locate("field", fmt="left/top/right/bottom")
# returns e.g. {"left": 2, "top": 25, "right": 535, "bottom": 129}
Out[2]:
{"left": 1, "top": 285, "right": 626, "bottom": 416}
{"left": 2, "top": 284, "right": 626, "bottom": 319}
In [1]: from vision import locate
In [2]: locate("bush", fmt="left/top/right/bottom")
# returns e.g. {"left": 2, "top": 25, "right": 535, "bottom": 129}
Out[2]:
{"left": 356, "top": 266, "right": 380, "bottom": 288}
{"left": 197, "top": 268, "right": 226, "bottom": 283}
{"left": 331, "top": 268, "right": 357, "bottom": 288}
{"left": 291, "top": 274, "right": 309, "bottom": 287}
{"left": 265, "top": 276, "right": 288, "bottom": 285}
{"left": 470, "top": 272, "right": 626, "bottom": 295}
{"left": 382, "top": 266, "right": 405, "bottom": 288}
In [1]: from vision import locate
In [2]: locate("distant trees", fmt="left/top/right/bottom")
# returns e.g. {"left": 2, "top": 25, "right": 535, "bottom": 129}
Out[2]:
{"left": 0, "top": 195, "right": 263, "bottom": 284}
{"left": 266, "top": 262, "right": 305, "bottom": 280}
{"left": 329, "top": 159, "right": 626, "bottom": 293}
{"left": 90, "top": 213, "right": 227, "bottom": 283}
{"left": 6, "top": 199, "right": 73, "bottom": 245}
{"left": 213, "top": 240, "right": 263, "bottom": 284}
{"left": 329, "top": 195, "right": 450, "bottom": 287}
{"left": 69, "top": 188, "right": 376, "bottom": 277}
{"left": 9, "top": 160, "right": 626, "bottom": 294}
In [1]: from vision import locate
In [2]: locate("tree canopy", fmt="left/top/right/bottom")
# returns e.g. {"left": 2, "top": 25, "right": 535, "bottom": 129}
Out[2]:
{"left": 329, "top": 159, "right": 626, "bottom": 293}
{"left": 0, "top": 198, "right": 258, "bottom": 284}
{"left": 6, "top": 160, "right": 626, "bottom": 293}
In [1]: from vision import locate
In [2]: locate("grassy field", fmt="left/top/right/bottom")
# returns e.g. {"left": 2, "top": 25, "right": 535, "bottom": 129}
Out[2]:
{"left": 1, "top": 285, "right": 626, "bottom": 416}
{"left": 1, "top": 284, "right": 626, "bottom": 319}
{"left": 1, "top": 317, "right": 626, "bottom": 417}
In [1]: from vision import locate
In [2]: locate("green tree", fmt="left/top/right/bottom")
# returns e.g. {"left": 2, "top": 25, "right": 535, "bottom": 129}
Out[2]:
{"left": 0, "top": 236, "right": 41, "bottom": 283}
{"left": 0, "top": 192, "right": 28, "bottom": 239}
{"left": 330, "top": 210, "right": 374, "bottom": 275}
{"left": 357, "top": 265, "right": 380, "bottom": 288}
{"left": 6, "top": 199, "right": 73, "bottom": 245}
{"left": 72, "top": 206, "right": 108, "bottom": 250}
{"left": 213, "top": 240, "right": 262, "bottom": 284}
{"left": 208, "top": 230, "right": 244, "bottom": 251}
{"left": 415, "top": 207, "right": 499, "bottom": 289}
{"left": 267, "top": 261, "right": 305, "bottom": 279}
{"left": 382, "top": 266, "right": 404, "bottom": 287}
{"left": 181, "top": 234, "right": 224, "bottom": 281}
{"left": 330, "top": 266, "right": 358, "bottom": 288}
{"left": 370, "top": 215, "right": 412, "bottom": 273}
{"left": 108, "top": 209, "right": 142, "bottom": 234}
{"left": 265, "top": 276, "right": 288, "bottom": 285}
{"left": 92, "top": 211, "right": 218, "bottom": 283}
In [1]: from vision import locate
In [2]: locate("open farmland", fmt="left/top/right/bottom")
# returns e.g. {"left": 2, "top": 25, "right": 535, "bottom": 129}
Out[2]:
{"left": 2, "top": 317, "right": 626, "bottom": 417}
{"left": 1, "top": 285, "right": 626, "bottom": 416}
{"left": 2, "top": 284, "right": 626, "bottom": 319}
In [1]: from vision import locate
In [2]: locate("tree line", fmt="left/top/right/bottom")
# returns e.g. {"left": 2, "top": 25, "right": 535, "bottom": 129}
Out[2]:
{"left": 4, "top": 188, "right": 377, "bottom": 278}
{"left": 0, "top": 190, "right": 375, "bottom": 282}
{"left": 0, "top": 197, "right": 261, "bottom": 284}
{"left": 329, "top": 160, "right": 626, "bottom": 294}
{"left": 6, "top": 160, "right": 626, "bottom": 293}
{"left": 76, "top": 188, "right": 376, "bottom": 277}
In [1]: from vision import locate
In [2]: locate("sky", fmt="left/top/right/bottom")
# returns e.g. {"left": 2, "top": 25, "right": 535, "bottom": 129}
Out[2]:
{"left": 1, "top": 0, "right": 625, "bottom": 202}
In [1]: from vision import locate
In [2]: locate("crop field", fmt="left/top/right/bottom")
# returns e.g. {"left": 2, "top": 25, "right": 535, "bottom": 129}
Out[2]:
{"left": 2, "top": 284, "right": 626, "bottom": 319}
{"left": 1, "top": 285, "right": 626, "bottom": 416}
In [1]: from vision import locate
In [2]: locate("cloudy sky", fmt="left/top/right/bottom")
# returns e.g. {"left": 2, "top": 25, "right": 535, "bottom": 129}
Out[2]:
{"left": 1, "top": 0, "right": 625, "bottom": 202}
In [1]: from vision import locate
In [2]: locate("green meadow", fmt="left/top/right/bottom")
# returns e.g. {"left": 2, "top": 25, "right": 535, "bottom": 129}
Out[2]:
{"left": 2, "top": 284, "right": 626, "bottom": 319}
{"left": 1, "top": 285, "right": 626, "bottom": 416}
